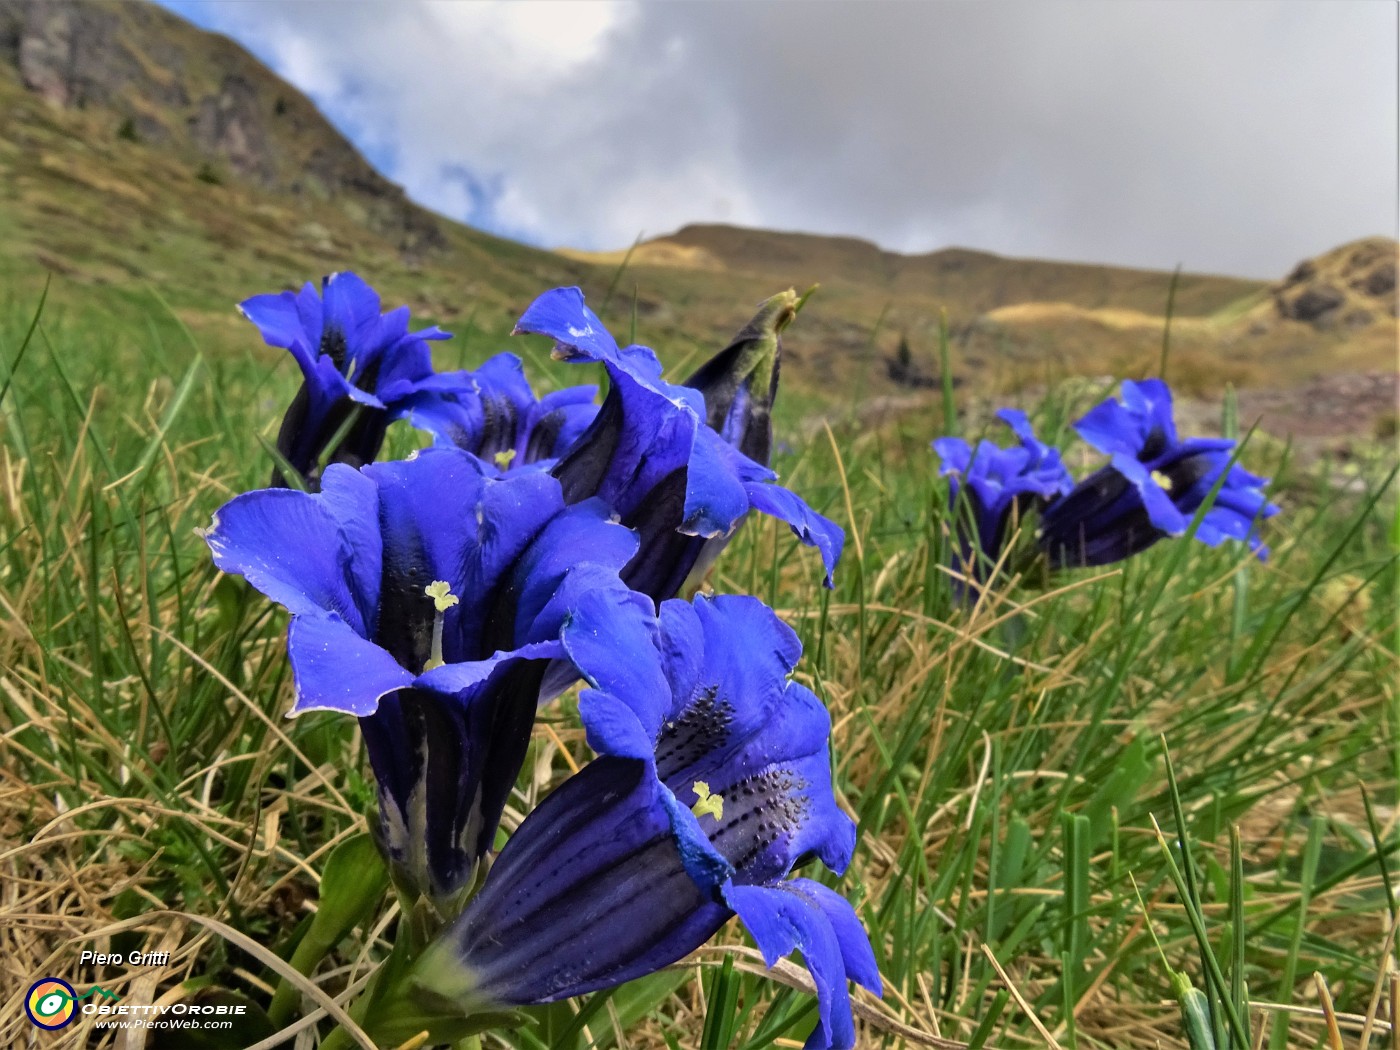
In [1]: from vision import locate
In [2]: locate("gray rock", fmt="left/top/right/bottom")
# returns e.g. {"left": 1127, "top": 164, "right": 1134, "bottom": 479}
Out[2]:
{"left": 1277, "top": 283, "right": 1345, "bottom": 323}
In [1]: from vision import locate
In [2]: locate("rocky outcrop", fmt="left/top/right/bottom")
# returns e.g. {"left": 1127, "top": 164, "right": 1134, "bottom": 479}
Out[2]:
{"left": 4, "top": 2, "right": 188, "bottom": 116}
{"left": 191, "top": 73, "right": 274, "bottom": 184}
{"left": 13, "top": 2, "right": 119, "bottom": 109}
{"left": 0, "top": 0, "right": 443, "bottom": 259}
{"left": 1273, "top": 238, "right": 1399, "bottom": 327}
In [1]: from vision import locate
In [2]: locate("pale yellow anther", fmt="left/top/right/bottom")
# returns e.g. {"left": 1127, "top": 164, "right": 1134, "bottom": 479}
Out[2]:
{"left": 494, "top": 449, "right": 517, "bottom": 469}
{"left": 425, "top": 580, "right": 460, "bottom": 613}
{"left": 691, "top": 781, "right": 724, "bottom": 822}
{"left": 1150, "top": 470, "right": 1173, "bottom": 492}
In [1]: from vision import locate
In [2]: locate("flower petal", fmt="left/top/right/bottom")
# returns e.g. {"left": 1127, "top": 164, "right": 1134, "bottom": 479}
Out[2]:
{"left": 584, "top": 594, "right": 855, "bottom": 883}
{"left": 412, "top": 640, "right": 567, "bottom": 695}
{"left": 1121, "top": 379, "right": 1177, "bottom": 449}
{"left": 238, "top": 282, "right": 320, "bottom": 377}
{"left": 508, "top": 497, "right": 639, "bottom": 643}
{"left": 202, "top": 487, "right": 365, "bottom": 632}
{"left": 932, "top": 436, "right": 973, "bottom": 477}
{"left": 724, "top": 881, "right": 862, "bottom": 1050}
{"left": 564, "top": 587, "right": 667, "bottom": 748}
{"left": 681, "top": 428, "right": 755, "bottom": 538}
{"left": 287, "top": 613, "right": 413, "bottom": 716}
{"left": 513, "top": 286, "right": 625, "bottom": 367}
{"left": 317, "top": 463, "right": 384, "bottom": 628}
{"left": 1073, "top": 394, "right": 1149, "bottom": 457}
{"left": 743, "top": 480, "right": 845, "bottom": 588}
{"left": 796, "top": 879, "right": 882, "bottom": 996}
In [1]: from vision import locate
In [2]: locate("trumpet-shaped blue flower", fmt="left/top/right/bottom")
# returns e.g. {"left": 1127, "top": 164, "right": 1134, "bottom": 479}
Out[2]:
{"left": 201, "top": 448, "right": 652, "bottom": 908}
{"left": 399, "top": 352, "right": 598, "bottom": 473}
{"left": 418, "top": 594, "right": 879, "bottom": 1050}
{"left": 932, "top": 409, "right": 1072, "bottom": 582}
{"left": 514, "top": 287, "right": 843, "bottom": 603}
{"left": 241, "top": 272, "right": 452, "bottom": 488}
{"left": 1038, "top": 379, "right": 1279, "bottom": 567}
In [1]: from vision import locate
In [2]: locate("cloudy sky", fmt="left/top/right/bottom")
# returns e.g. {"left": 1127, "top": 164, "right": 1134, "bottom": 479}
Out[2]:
{"left": 162, "top": 0, "right": 1396, "bottom": 279}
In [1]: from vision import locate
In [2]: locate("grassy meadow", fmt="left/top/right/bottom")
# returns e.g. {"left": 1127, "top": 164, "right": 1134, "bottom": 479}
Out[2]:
{"left": 0, "top": 273, "right": 1396, "bottom": 1050}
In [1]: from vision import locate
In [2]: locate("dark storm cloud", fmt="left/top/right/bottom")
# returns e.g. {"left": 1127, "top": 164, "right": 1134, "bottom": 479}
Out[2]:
{"left": 164, "top": 0, "right": 1396, "bottom": 278}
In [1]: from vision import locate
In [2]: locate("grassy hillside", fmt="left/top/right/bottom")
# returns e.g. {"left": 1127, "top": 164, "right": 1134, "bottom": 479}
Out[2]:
{"left": 567, "top": 226, "right": 1397, "bottom": 400}
{"left": 568, "top": 223, "right": 1260, "bottom": 316}
{"left": 1, "top": 0, "right": 1393, "bottom": 425}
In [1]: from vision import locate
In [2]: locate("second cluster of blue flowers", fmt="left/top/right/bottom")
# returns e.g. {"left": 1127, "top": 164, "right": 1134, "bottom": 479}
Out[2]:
{"left": 932, "top": 379, "right": 1279, "bottom": 590}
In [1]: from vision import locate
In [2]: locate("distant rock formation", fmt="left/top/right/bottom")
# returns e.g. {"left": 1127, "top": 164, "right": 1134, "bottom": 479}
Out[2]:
{"left": 1272, "top": 237, "right": 1397, "bottom": 328}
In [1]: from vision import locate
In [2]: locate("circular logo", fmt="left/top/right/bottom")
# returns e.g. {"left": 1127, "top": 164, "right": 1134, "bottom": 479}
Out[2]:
{"left": 25, "top": 978, "right": 77, "bottom": 1030}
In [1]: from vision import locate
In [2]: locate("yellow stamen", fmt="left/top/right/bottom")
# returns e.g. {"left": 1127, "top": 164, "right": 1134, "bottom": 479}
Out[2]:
{"left": 425, "top": 580, "right": 459, "bottom": 613}
{"left": 691, "top": 781, "right": 724, "bottom": 822}
{"left": 494, "top": 449, "right": 517, "bottom": 469}
{"left": 423, "top": 581, "right": 459, "bottom": 671}
{"left": 1151, "top": 469, "right": 1173, "bottom": 492}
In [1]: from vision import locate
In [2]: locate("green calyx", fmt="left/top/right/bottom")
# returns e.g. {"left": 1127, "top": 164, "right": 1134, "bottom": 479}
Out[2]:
{"left": 684, "top": 286, "right": 814, "bottom": 467}
{"left": 320, "top": 902, "right": 525, "bottom": 1050}
{"left": 719, "top": 287, "right": 806, "bottom": 400}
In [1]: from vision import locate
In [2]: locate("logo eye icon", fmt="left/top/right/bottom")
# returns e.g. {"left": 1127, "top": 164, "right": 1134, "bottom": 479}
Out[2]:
{"left": 25, "top": 979, "right": 77, "bottom": 1030}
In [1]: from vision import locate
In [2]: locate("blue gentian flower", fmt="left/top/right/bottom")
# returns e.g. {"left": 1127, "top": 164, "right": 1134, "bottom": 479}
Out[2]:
{"left": 418, "top": 594, "right": 879, "bottom": 1050}
{"left": 241, "top": 272, "right": 452, "bottom": 489}
{"left": 399, "top": 352, "right": 598, "bottom": 473}
{"left": 932, "top": 409, "right": 1072, "bottom": 583}
{"left": 201, "top": 447, "right": 653, "bottom": 909}
{"left": 1038, "top": 378, "right": 1280, "bottom": 567}
{"left": 514, "top": 287, "right": 843, "bottom": 603}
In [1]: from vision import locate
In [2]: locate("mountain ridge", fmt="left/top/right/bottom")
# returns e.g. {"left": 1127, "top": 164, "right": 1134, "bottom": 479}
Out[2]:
{"left": 0, "top": 0, "right": 1393, "bottom": 413}
{"left": 563, "top": 222, "right": 1265, "bottom": 317}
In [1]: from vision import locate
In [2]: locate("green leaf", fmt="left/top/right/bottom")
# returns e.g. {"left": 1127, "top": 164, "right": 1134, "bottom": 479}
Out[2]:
{"left": 311, "top": 834, "right": 391, "bottom": 945}
{"left": 701, "top": 954, "right": 741, "bottom": 1050}
{"left": 1081, "top": 730, "right": 1152, "bottom": 849}
{"left": 267, "top": 833, "right": 389, "bottom": 1026}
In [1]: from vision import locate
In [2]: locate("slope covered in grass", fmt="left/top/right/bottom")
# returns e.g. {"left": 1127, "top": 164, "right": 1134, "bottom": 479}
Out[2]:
{"left": 0, "top": 282, "right": 1395, "bottom": 1049}
{"left": 2, "top": 0, "right": 1393, "bottom": 418}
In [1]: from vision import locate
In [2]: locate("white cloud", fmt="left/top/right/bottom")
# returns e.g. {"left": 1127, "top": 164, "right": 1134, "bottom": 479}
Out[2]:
{"left": 163, "top": 0, "right": 1397, "bottom": 278}
{"left": 432, "top": 1, "right": 625, "bottom": 72}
